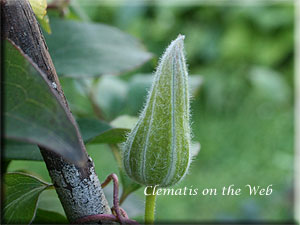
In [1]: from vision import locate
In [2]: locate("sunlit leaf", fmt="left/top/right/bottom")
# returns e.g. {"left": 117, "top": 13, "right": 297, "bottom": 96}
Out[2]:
{"left": 29, "top": 0, "right": 51, "bottom": 33}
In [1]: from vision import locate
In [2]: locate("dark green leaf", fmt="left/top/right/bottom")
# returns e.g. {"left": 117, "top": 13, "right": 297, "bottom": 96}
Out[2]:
{"left": 3, "top": 40, "right": 87, "bottom": 166}
{"left": 4, "top": 140, "right": 43, "bottom": 161}
{"left": 77, "top": 118, "right": 112, "bottom": 142}
{"left": 44, "top": 18, "right": 152, "bottom": 78}
{"left": 32, "top": 209, "right": 68, "bottom": 224}
{"left": 3, "top": 172, "right": 51, "bottom": 224}
{"left": 93, "top": 76, "right": 128, "bottom": 120}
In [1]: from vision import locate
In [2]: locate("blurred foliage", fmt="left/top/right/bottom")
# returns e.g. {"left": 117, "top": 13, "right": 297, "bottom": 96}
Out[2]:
{"left": 7, "top": 1, "right": 294, "bottom": 223}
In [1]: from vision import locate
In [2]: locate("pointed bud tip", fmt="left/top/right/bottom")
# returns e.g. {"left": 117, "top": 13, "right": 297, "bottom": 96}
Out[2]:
{"left": 177, "top": 34, "right": 185, "bottom": 40}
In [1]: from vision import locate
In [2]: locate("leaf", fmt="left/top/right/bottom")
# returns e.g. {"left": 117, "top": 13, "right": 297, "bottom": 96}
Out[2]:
{"left": 29, "top": 0, "right": 51, "bottom": 34}
{"left": 87, "top": 115, "right": 138, "bottom": 145}
{"left": 44, "top": 18, "right": 152, "bottom": 78}
{"left": 77, "top": 118, "right": 112, "bottom": 142}
{"left": 108, "top": 144, "right": 142, "bottom": 205}
{"left": 4, "top": 140, "right": 43, "bottom": 161}
{"left": 3, "top": 40, "right": 88, "bottom": 167}
{"left": 88, "top": 128, "right": 130, "bottom": 145}
{"left": 29, "top": 0, "right": 47, "bottom": 20}
{"left": 119, "top": 169, "right": 142, "bottom": 205}
{"left": 32, "top": 209, "right": 68, "bottom": 224}
{"left": 38, "top": 15, "right": 52, "bottom": 34}
{"left": 93, "top": 75, "right": 128, "bottom": 120}
{"left": 3, "top": 172, "right": 52, "bottom": 224}
{"left": 110, "top": 115, "right": 138, "bottom": 129}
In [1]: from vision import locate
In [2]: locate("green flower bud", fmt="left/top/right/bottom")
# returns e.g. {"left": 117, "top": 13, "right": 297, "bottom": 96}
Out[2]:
{"left": 123, "top": 35, "right": 191, "bottom": 187}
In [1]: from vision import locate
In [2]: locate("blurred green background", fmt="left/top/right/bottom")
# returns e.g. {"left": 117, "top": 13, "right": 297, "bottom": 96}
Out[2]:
{"left": 8, "top": 1, "right": 295, "bottom": 222}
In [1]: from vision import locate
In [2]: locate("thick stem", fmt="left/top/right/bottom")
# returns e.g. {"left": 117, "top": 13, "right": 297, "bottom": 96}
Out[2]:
{"left": 145, "top": 187, "right": 157, "bottom": 224}
{"left": 1, "top": 0, "right": 111, "bottom": 222}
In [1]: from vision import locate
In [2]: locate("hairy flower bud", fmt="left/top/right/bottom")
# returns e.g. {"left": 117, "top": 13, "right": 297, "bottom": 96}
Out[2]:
{"left": 123, "top": 35, "right": 191, "bottom": 187}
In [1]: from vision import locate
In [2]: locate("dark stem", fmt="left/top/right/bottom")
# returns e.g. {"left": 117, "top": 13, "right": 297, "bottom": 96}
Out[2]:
{"left": 1, "top": 0, "right": 111, "bottom": 222}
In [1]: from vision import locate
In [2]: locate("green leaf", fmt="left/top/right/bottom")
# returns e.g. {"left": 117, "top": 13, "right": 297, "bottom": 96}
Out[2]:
{"left": 32, "top": 209, "right": 68, "bottom": 224}
{"left": 4, "top": 140, "right": 43, "bottom": 161}
{"left": 109, "top": 144, "right": 141, "bottom": 205}
{"left": 92, "top": 76, "right": 128, "bottom": 120}
{"left": 3, "top": 40, "right": 88, "bottom": 167}
{"left": 44, "top": 18, "right": 152, "bottom": 78}
{"left": 110, "top": 115, "right": 138, "bottom": 129}
{"left": 88, "top": 128, "right": 130, "bottom": 144}
{"left": 3, "top": 172, "right": 52, "bottom": 224}
{"left": 119, "top": 169, "right": 142, "bottom": 205}
{"left": 77, "top": 118, "right": 112, "bottom": 142}
{"left": 79, "top": 116, "right": 138, "bottom": 145}
{"left": 38, "top": 15, "right": 52, "bottom": 34}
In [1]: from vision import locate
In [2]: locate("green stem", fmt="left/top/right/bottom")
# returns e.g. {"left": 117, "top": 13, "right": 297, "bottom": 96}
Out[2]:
{"left": 145, "top": 186, "right": 157, "bottom": 224}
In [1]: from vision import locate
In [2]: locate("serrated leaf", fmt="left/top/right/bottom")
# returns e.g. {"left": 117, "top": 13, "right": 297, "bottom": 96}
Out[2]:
{"left": 44, "top": 18, "right": 152, "bottom": 77}
{"left": 32, "top": 209, "right": 68, "bottom": 224}
{"left": 3, "top": 40, "right": 87, "bottom": 167}
{"left": 3, "top": 172, "right": 52, "bottom": 224}
{"left": 4, "top": 140, "right": 43, "bottom": 161}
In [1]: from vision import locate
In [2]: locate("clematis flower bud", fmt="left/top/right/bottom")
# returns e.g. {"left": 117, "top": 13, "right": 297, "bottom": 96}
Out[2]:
{"left": 123, "top": 35, "right": 191, "bottom": 187}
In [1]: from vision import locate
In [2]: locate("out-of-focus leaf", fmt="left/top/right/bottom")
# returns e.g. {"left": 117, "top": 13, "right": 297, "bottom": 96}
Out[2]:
{"left": 87, "top": 115, "right": 139, "bottom": 144}
{"left": 29, "top": 0, "right": 51, "bottom": 34}
{"left": 39, "top": 15, "right": 52, "bottom": 34}
{"left": 60, "top": 77, "right": 94, "bottom": 117}
{"left": 110, "top": 115, "right": 138, "bottom": 129}
{"left": 29, "top": 0, "right": 47, "bottom": 20}
{"left": 88, "top": 128, "right": 130, "bottom": 145}
{"left": 249, "top": 66, "right": 291, "bottom": 104}
{"left": 93, "top": 76, "right": 128, "bottom": 120}
{"left": 119, "top": 169, "right": 142, "bottom": 205}
{"left": 108, "top": 144, "right": 142, "bottom": 205}
{"left": 38, "top": 189, "right": 66, "bottom": 216}
{"left": 44, "top": 18, "right": 152, "bottom": 77}
{"left": 4, "top": 140, "right": 43, "bottom": 161}
{"left": 77, "top": 118, "right": 112, "bottom": 142}
{"left": 4, "top": 40, "right": 87, "bottom": 167}
{"left": 32, "top": 209, "right": 68, "bottom": 224}
{"left": 3, "top": 172, "right": 52, "bottom": 224}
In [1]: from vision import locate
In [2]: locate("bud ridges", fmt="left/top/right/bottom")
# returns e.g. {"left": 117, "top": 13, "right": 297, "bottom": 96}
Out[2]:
{"left": 123, "top": 35, "right": 191, "bottom": 187}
